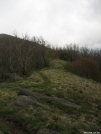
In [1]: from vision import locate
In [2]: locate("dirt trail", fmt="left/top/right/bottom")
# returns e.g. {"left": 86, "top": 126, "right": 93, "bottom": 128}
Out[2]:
{"left": 0, "top": 116, "right": 29, "bottom": 134}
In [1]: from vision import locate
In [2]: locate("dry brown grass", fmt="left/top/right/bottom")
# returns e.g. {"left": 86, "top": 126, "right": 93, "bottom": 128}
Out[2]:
{"left": 41, "top": 68, "right": 101, "bottom": 103}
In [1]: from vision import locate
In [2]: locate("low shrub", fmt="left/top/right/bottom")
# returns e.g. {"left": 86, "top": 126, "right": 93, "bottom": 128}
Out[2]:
{"left": 66, "top": 57, "right": 101, "bottom": 82}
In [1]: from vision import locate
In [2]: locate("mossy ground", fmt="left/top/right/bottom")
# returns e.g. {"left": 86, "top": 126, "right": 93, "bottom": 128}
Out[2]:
{"left": 0, "top": 59, "right": 101, "bottom": 134}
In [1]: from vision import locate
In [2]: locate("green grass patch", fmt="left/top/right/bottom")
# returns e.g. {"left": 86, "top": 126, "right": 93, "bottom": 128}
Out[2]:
{"left": 0, "top": 88, "right": 17, "bottom": 107}
{"left": 0, "top": 59, "right": 101, "bottom": 133}
{"left": 0, "top": 124, "right": 11, "bottom": 134}
{"left": 40, "top": 98, "right": 80, "bottom": 116}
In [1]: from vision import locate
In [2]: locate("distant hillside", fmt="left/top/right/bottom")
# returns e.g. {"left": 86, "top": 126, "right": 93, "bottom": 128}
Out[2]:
{"left": 0, "top": 34, "right": 101, "bottom": 134}
{"left": 0, "top": 34, "right": 15, "bottom": 38}
{"left": 0, "top": 33, "right": 101, "bottom": 82}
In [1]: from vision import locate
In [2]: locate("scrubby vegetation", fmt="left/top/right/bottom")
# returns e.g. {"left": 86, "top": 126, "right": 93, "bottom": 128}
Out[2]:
{"left": 55, "top": 44, "right": 101, "bottom": 82}
{"left": 0, "top": 34, "right": 101, "bottom": 82}
{"left": 0, "top": 59, "right": 101, "bottom": 134}
{"left": 0, "top": 34, "right": 101, "bottom": 134}
{"left": 0, "top": 34, "right": 50, "bottom": 76}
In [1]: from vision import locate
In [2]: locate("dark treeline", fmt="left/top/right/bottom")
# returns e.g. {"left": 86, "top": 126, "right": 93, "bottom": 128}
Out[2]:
{"left": 0, "top": 34, "right": 50, "bottom": 75}
{"left": 55, "top": 44, "right": 101, "bottom": 82}
{"left": 0, "top": 34, "right": 101, "bottom": 82}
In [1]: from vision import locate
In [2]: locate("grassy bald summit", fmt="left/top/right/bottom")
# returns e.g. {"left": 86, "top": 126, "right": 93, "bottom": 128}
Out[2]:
{"left": 0, "top": 59, "right": 101, "bottom": 134}
{"left": 0, "top": 34, "right": 101, "bottom": 133}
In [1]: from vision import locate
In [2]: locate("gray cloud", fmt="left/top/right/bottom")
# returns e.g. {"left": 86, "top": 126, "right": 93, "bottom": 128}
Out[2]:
{"left": 0, "top": 0, "right": 101, "bottom": 48}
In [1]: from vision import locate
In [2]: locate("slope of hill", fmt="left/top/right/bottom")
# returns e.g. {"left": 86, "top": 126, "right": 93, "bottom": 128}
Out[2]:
{"left": 0, "top": 59, "right": 101, "bottom": 134}
{"left": 0, "top": 34, "right": 16, "bottom": 39}
{"left": 0, "top": 34, "right": 50, "bottom": 76}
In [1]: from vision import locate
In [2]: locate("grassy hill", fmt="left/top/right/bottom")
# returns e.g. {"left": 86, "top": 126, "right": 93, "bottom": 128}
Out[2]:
{"left": 0, "top": 59, "right": 101, "bottom": 134}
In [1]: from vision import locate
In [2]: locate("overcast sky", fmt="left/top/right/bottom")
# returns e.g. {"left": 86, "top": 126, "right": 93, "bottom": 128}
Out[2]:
{"left": 0, "top": 0, "right": 101, "bottom": 48}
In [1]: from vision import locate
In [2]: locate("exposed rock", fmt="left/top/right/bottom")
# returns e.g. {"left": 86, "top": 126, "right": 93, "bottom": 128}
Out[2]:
{"left": 0, "top": 73, "right": 23, "bottom": 82}
{"left": 34, "top": 92, "right": 80, "bottom": 108}
{"left": 15, "top": 88, "right": 80, "bottom": 108}
{"left": 37, "top": 129, "right": 59, "bottom": 134}
{"left": 15, "top": 87, "right": 39, "bottom": 101}
{"left": 8, "top": 95, "right": 51, "bottom": 111}
{"left": 0, "top": 85, "right": 14, "bottom": 88}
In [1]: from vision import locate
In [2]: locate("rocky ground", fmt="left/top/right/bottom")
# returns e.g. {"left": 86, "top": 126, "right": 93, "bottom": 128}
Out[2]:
{"left": 0, "top": 60, "right": 101, "bottom": 134}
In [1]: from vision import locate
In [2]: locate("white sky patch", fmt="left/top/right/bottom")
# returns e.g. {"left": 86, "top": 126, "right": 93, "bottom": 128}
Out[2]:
{"left": 0, "top": 0, "right": 101, "bottom": 49}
